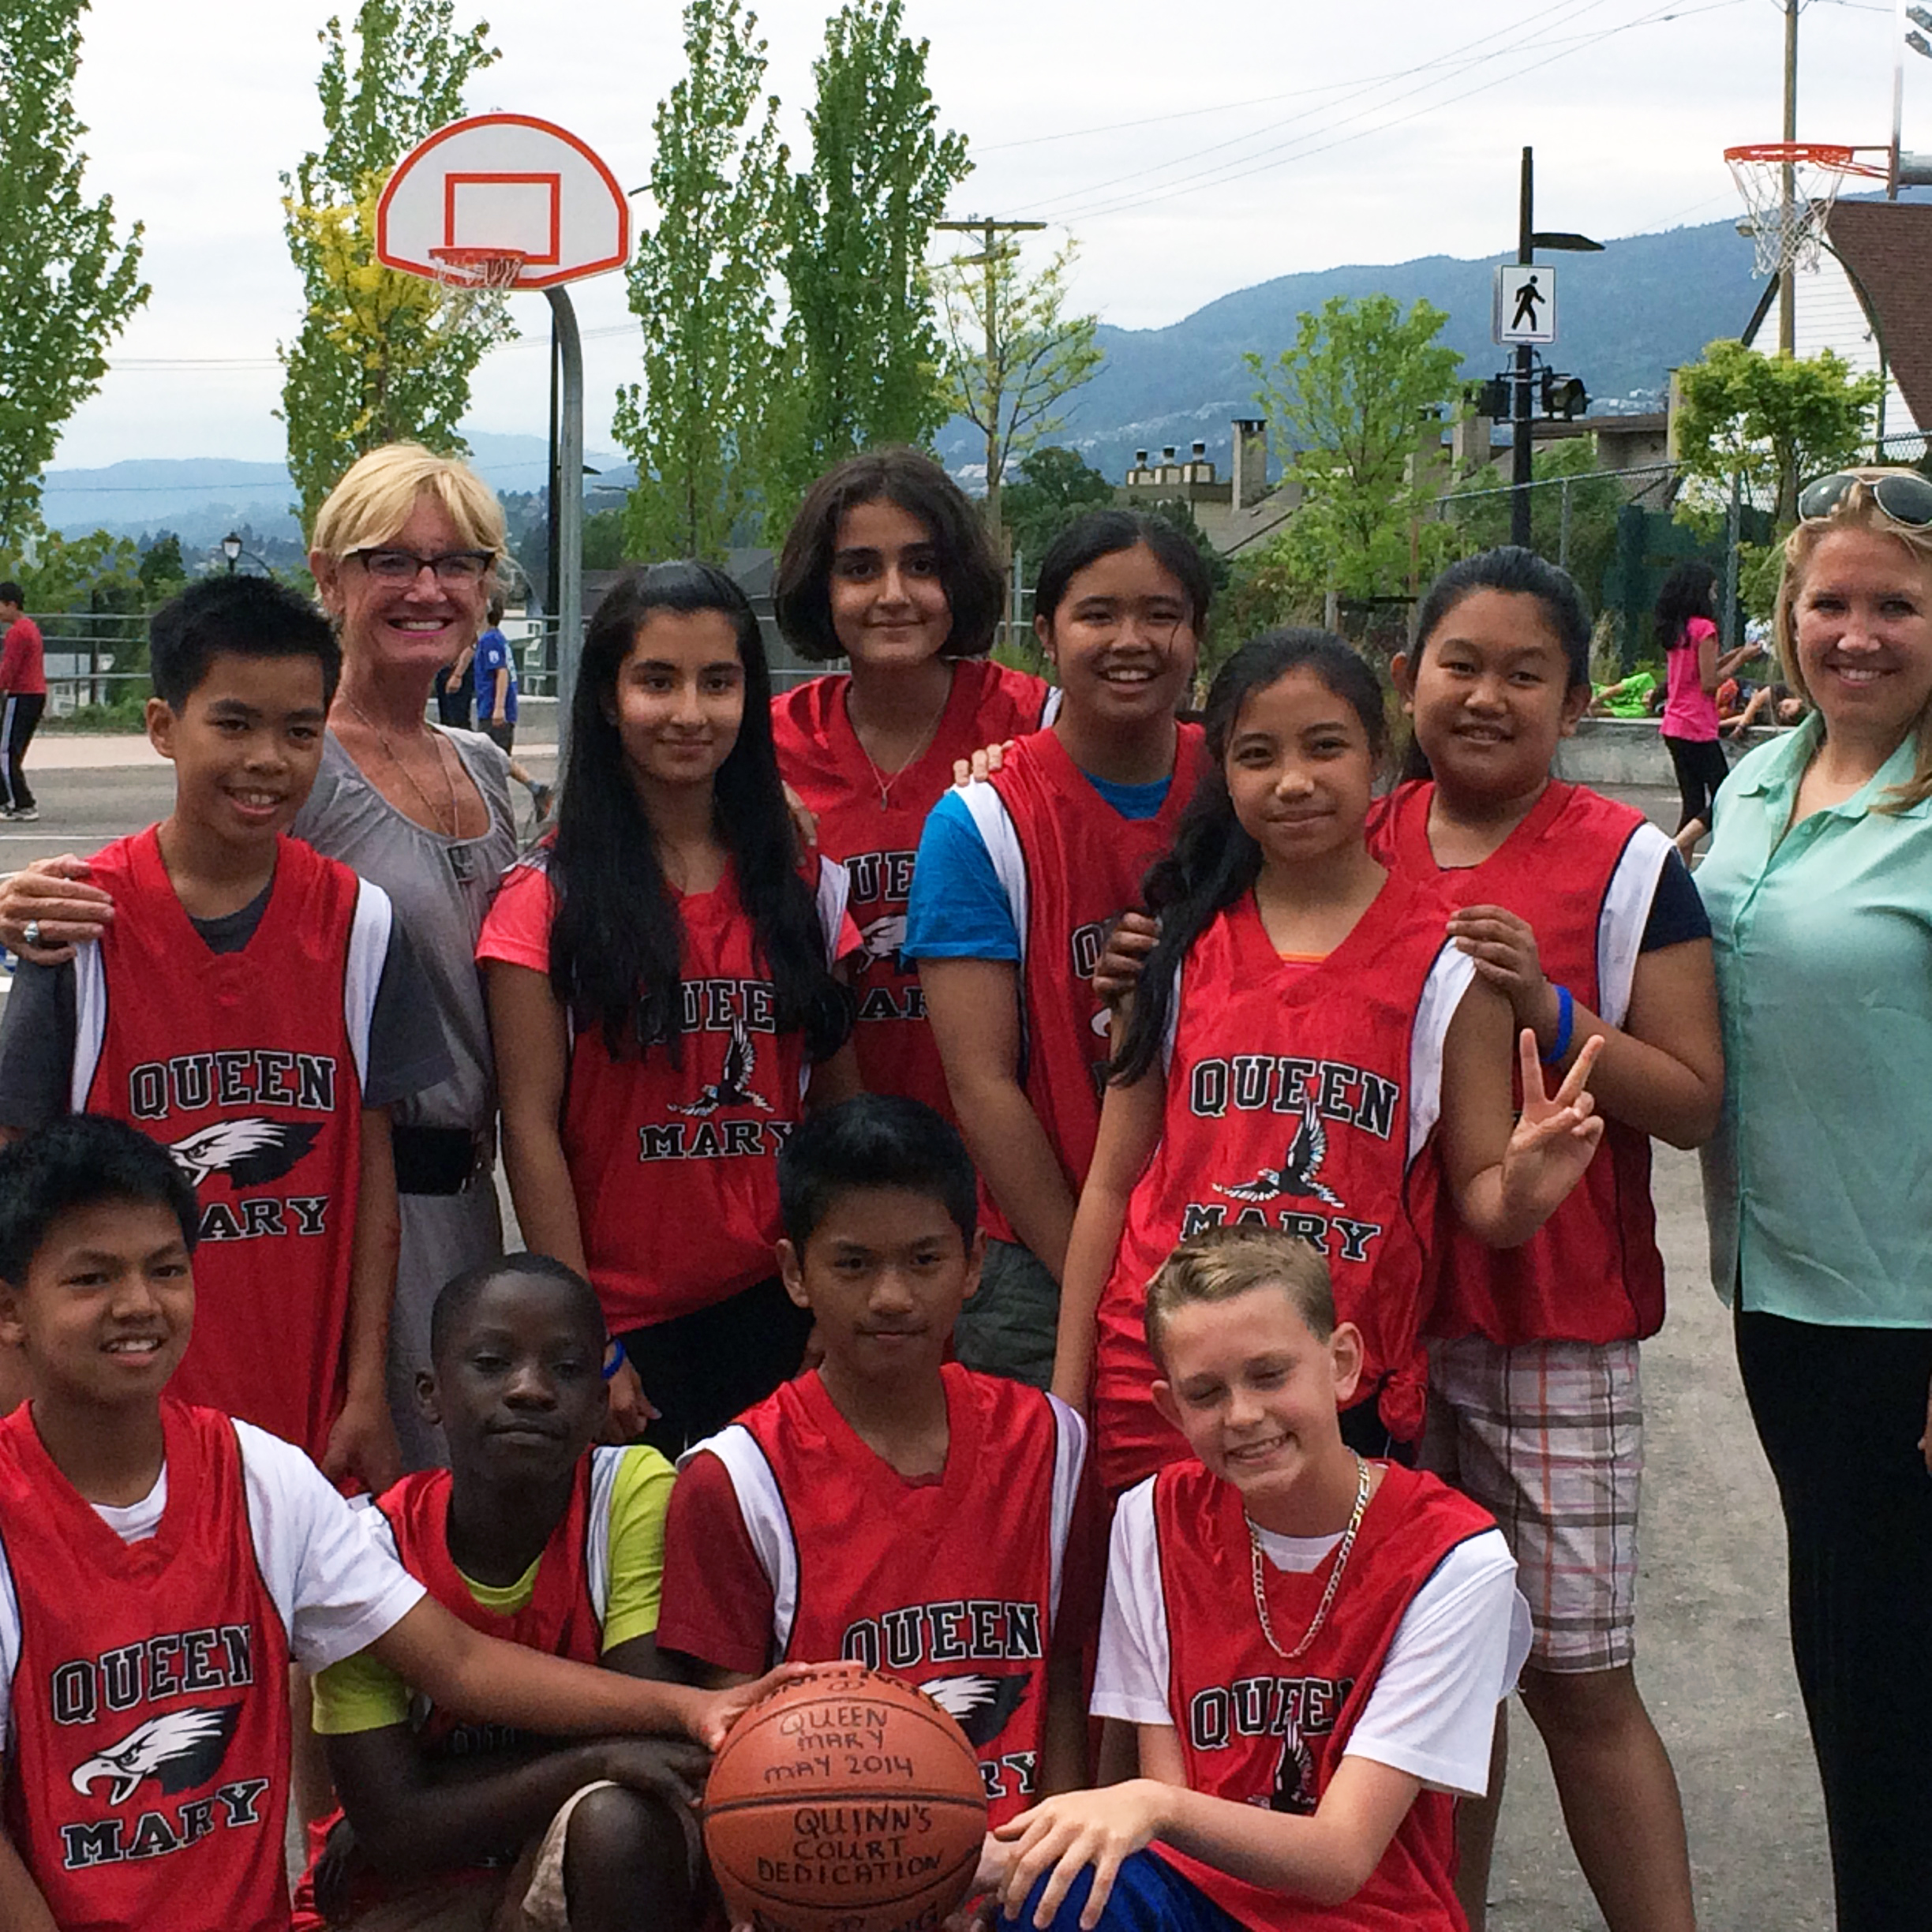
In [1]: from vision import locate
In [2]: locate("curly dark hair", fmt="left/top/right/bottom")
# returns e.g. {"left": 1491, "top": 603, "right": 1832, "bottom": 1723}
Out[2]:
{"left": 1654, "top": 560, "right": 1718, "bottom": 651}
{"left": 773, "top": 448, "right": 1005, "bottom": 664}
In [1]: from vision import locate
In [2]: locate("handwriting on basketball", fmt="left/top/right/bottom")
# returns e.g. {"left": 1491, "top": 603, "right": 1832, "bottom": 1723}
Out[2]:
{"left": 767, "top": 1700, "right": 915, "bottom": 1784}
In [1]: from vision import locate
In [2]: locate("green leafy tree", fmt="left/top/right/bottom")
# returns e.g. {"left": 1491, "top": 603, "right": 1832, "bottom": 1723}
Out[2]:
{"left": 0, "top": 0, "right": 148, "bottom": 551}
{"left": 137, "top": 532, "right": 186, "bottom": 601}
{"left": 1002, "top": 445, "right": 1114, "bottom": 567}
{"left": 1672, "top": 338, "right": 1881, "bottom": 530}
{"left": 1247, "top": 294, "right": 1463, "bottom": 599}
{"left": 765, "top": 0, "right": 969, "bottom": 530}
{"left": 279, "top": 2, "right": 502, "bottom": 527}
{"left": 934, "top": 236, "right": 1103, "bottom": 540}
{"left": 616, "top": 0, "right": 787, "bottom": 563}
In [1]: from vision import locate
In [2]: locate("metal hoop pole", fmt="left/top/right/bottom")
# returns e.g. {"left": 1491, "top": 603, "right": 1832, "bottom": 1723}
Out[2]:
{"left": 546, "top": 283, "right": 585, "bottom": 751}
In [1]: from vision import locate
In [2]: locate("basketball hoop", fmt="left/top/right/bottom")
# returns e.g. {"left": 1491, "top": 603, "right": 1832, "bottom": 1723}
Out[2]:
{"left": 1724, "top": 143, "right": 1889, "bottom": 278}
{"left": 428, "top": 245, "right": 528, "bottom": 325}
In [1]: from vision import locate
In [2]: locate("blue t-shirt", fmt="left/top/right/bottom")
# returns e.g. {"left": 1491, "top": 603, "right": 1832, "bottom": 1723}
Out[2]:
{"left": 903, "top": 769, "right": 1174, "bottom": 964}
{"left": 474, "top": 627, "right": 516, "bottom": 723}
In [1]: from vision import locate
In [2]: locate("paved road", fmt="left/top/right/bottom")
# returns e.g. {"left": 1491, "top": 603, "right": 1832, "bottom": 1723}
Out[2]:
{"left": 8, "top": 746, "right": 1833, "bottom": 1930}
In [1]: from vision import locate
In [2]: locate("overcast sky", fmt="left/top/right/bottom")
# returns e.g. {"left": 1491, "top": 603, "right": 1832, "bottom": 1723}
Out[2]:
{"left": 51, "top": 0, "right": 1913, "bottom": 467}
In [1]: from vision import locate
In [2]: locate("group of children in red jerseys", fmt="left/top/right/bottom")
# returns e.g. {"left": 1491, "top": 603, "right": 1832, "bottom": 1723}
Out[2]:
{"left": 0, "top": 444, "right": 1720, "bottom": 1932}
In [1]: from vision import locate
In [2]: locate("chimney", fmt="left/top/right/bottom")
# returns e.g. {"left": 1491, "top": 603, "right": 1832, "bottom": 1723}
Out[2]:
{"left": 1230, "top": 418, "right": 1269, "bottom": 509}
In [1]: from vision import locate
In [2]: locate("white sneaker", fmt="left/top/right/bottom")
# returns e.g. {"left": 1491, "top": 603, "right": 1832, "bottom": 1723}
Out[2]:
{"left": 9, "top": 807, "right": 37, "bottom": 822}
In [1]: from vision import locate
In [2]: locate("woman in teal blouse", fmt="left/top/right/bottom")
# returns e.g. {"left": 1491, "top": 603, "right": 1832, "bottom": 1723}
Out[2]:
{"left": 1697, "top": 469, "right": 1932, "bottom": 1932}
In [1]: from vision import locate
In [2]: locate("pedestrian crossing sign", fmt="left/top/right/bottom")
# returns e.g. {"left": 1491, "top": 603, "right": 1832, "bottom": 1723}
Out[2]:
{"left": 1494, "top": 263, "right": 1557, "bottom": 345}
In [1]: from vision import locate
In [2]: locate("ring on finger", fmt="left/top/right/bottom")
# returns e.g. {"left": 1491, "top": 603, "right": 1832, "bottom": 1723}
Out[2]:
{"left": 21, "top": 919, "right": 40, "bottom": 949}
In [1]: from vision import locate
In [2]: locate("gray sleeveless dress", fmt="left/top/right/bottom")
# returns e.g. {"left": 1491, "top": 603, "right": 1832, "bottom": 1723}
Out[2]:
{"left": 292, "top": 726, "right": 519, "bottom": 1468}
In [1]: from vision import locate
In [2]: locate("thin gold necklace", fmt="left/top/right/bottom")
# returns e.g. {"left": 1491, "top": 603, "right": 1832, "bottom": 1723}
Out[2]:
{"left": 343, "top": 695, "right": 459, "bottom": 837}
{"left": 1246, "top": 1453, "right": 1371, "bottom": 1661}
{"left": 848, "top": 670, "right": 951, "bottom": 810}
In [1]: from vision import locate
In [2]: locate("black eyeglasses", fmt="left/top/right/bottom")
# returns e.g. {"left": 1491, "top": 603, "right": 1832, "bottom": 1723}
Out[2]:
{"left": 345, "top": 547, "right": 496, "bottom": 585}
{"left": 1796, "top": 470, "right": 1932, "bottom": 529}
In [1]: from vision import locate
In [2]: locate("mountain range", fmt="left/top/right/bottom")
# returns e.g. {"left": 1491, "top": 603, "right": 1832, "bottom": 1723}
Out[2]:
{"left": 43, "top": 211, "right": 1768, "bottom": 544}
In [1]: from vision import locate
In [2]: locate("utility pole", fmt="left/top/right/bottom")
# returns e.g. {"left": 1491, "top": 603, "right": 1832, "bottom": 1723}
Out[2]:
{"left": 1780, "top": 0, "right": 1799, "bottom": 354}
{"left": 935, "top": 215, "right": 1046, "bottom": 541}
{"left": 1512, "top": 149, "right": 1535, "bottom": 547}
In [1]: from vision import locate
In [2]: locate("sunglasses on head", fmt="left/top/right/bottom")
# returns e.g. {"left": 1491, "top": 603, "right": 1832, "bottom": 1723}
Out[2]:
{"left": 1796, "top": 470, "right": 1932, "bottom": 529}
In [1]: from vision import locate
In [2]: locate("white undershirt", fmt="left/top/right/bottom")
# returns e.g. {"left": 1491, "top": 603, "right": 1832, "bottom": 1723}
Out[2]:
{"left": 92, "top": 1466, "right": 167, "bottom": 1543}
{"left": 1095, "top": 1478, "right": 1533, "bottom": 1798}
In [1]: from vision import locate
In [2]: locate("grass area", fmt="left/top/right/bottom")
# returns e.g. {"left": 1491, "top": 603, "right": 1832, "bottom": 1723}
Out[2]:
{"left": 43, "top": 695, "right": 149, "bottom": 733}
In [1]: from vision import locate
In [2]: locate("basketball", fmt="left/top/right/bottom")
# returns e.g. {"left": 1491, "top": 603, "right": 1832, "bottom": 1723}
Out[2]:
{"left": 703, "top": 1668, "right": 990, "bottom": 1932}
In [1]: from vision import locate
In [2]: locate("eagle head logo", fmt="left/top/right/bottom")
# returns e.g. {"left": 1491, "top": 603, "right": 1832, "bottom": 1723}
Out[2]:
{"left": 857, "top": 913, "right": 909, "bottom": 975}
{"left": 1266, "top": 1716, "right": 1318, "bottom": 1817}
{"left": 920, "top": 1672, "right": 1032, "bottom": 1749}
{"left": 167, "top": 1119, "right": 323, "bottom": 1190}
{"left": 69, "top": 1705, "right": 243, "bottom": 1807}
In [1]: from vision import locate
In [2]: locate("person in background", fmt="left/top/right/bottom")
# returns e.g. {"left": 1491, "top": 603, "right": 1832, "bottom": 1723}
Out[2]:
{"left": 433, "top": 638, "right": 475, "bottom": 730}
{"left": 0, "top": 582, "right": 46, "bottom": 823}
{"left": 475, "top": 597, "right": 552, "bottom": 822}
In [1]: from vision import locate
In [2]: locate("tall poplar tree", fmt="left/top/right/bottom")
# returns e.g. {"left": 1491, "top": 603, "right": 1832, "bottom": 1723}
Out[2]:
{"left": 765, "top": 0, "right": 970, "bottom": 530}
{"left": 279, "top": 1, "right": 501, "bottom": 526}
{"left": 0, "top": 0, "right": 148, "bottom": 551}
{"left": 615, "top": 0, "right": 787, "bottom": 563}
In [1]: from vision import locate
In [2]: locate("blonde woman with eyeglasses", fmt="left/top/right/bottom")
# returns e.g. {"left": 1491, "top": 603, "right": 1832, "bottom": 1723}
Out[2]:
{"left": 1697, "top": 466, "right": 1932, "bottom": 1930}
{"left": 0, "top": 445, "right": 537, "bottom": 1469}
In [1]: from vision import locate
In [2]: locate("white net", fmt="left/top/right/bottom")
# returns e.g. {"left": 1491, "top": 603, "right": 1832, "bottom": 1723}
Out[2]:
{"left": 429, "top": 248, "right": 528, "bottom": 328}
{"left": 1725, "top": 144, "right": 1879, "bottom": 277}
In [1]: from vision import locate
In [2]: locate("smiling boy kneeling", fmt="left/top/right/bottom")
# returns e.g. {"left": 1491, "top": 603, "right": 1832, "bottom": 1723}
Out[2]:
{"left": 994, "top": 1228, "right": 1528, "bottom": 1932}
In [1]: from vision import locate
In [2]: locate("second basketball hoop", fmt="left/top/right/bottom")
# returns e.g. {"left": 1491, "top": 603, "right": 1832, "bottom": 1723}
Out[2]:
{"left": 1724, "top": 142, "right": 1889, "bottom": 278}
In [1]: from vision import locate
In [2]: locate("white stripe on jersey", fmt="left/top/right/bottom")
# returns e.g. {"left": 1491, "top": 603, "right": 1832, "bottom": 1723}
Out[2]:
{"left": 1597, "top": 822, "right": 1672, "bottom": 1029}
{"left": 1408, "top": 942, "right": 1478, "bottom": 1166}
{"left": 956, "top": 781, "right": 1030, "bottom": 977}
{"left": 815, "top": 856, "right": 852, "bottom": 971}
{"left": 69, "top": 939, "right": 109, "bottom": 1114}
{"left": 343, "top": 878, "right": 394, "bottom": 1094}
{"left": 681, "top": 1425, "right": 798, "bottom": 1661}
{"left": 0, "top": 1516, "right": 21, "bottom": 1750}
{"left": 586, "top": 1445, "right": 626, "bottom": 1627}
{"left": 1159, "top": 959, "right": 1183, "bottom": 1076}
{"left": 1046, "top": 1394, "right": 1088, "bottom": 1623}
{"left": 1040, "top": 688, "right": 1066, "bottom": 729}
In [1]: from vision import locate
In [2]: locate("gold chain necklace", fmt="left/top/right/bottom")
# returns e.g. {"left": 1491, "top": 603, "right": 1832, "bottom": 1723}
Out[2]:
{"left": 848, "top": 673, "right": 950, "bottom": 811}
{"left": 1246, "top": 1453, "right": 1371, "bottom": 1661}
{"left": 343, "top": 695, "right": 460, "bottom": 837}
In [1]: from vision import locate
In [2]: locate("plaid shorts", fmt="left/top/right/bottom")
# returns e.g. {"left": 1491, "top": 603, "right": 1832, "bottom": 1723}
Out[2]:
{"left": 1421, "top": 1335, "right": 1643, "bottom": 1674}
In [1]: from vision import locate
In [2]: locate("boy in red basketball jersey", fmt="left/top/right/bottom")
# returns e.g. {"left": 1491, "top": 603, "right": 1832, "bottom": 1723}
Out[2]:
{"left": 294, "top": 1253, "right": 704, "bottom": 1932}
{"left": 0, "top": 1118, "right": 809, "bottom": 1932}
{"left": 994, "top": 1227, "right": 1526, "bottom": 1932}
{"left": 0, "top": 576, "right": 450, "bottom": 1492}
{"left": 904, "top": 513, "right": 1211, "bottom": 1387}
{"left": 657, "top": 1095, "right": 1102, "bottom": 1833}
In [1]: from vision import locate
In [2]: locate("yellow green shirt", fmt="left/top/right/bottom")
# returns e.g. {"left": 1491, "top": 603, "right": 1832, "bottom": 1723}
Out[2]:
{"left": 312, "top": 1443, "right": 675, "bottom": 1735}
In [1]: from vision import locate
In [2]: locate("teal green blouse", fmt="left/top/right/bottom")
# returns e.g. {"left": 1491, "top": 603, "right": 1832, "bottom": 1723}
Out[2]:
{"left": 1698, "top": 713, "right": 1932, "bottom": 1326}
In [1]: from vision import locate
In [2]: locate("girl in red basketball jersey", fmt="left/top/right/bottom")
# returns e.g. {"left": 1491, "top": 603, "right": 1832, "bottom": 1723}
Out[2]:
{"left": 904, "top": 512, "right": 1211, "bottom": 1388}
{"left": 1376, "top": 547, "right": 1717, "bottom": 1932}
{"left": 770, "top": 451, "right": 1057, "bottom": 1115}
{"left": 1055, "top": 631, "right": 1604, "bottom": 1496}
{"left": 481, "top": 565, "right": 860, "bottom": 1456}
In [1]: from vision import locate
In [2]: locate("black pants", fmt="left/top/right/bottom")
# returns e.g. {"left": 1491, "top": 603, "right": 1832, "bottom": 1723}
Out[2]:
{"left": 619, "top": 1275, "right": 813, "bottom": 1458}
{"left": 1, "top": 693, "right": 44, "bottom": 812}
{"left": 432, "top": 665, "right": 472, "bottom": 730}
{"left": 1735, "top": 1305, "right": 1932, "bottom": 1931}
{"left": 482, "top": 717, "right": 515, "bottom": 755}
{"left": 1663, "top": 732, "right": 1728, "bottom": 833}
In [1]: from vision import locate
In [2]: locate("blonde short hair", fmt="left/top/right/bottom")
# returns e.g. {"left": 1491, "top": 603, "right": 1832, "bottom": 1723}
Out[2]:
{"left": 1144, "top": 1226, "right": 1335, "bottom": 1363}
{"left": 309, "top": 443, "right": 507, "bottom": 560}
{"left": 1776, "top": 468, "right": 1932, "bottom": 813}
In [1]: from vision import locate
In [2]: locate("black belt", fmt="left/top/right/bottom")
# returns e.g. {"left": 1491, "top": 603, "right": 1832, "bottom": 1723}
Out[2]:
{"left": 391, "top": 1125, "right": 488, "bottom": 1196}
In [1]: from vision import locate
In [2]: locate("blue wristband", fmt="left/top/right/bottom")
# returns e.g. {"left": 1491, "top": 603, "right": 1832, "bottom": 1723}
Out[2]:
{"left": 1540, "top": 985, "right": 1575, "bottom": 1065}
{"left": 601, "top": 1338, "right": 626, "bottom": 1381}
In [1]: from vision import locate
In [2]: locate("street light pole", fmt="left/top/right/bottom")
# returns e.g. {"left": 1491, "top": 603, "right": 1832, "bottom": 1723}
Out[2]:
{"left": 1512, "top": 149, "right": 1535, "bottom": 548}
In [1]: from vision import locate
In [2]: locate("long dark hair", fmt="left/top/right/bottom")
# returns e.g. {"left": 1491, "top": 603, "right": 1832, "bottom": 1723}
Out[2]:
{"left": 1110, "top": 630, "right": 1387, "bottom": 1085}
{"left": 1655, "top": 560, "right": 1717, "bottom": 651}
{"left": 548, "top": 562, "right": 853, "bottom": 1064}
{"left": 773, "top": 447, "right": 1005, "bottom": 663}
{"left": 1032, "top": 509, "right": 1215, "bottom": 635}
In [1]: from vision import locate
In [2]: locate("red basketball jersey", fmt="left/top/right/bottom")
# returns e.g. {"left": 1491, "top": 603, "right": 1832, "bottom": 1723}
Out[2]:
{"left": 689, "top": 1365, "right": 1088, "bottom": 1826}
{"left": 772, "top": 661, "right": 1056, "bottom": 1117}
{"left": 1145, "top": 1459, "right": 1493, "bottom": 1932}
{"left": 1093, "top": 875, "right": 1473, "bottom": 1493}
{"left": 73, "top": 828, "right": 386, "bottom": 1461}
{"left": 488, "top": 852, "right": 855, "bottom": 1331}
{"left": 290, "top": 1452, "right": 622, "bottom": 1929}
{"left": 0, "top": 1402, "right": 294, "bottom": 1932}
{"left": 959, "top": 724, "right": 1210, "bottom": 1233}
{"left": 1372, "top": 780, "right": 1672, "bottom": 1346}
